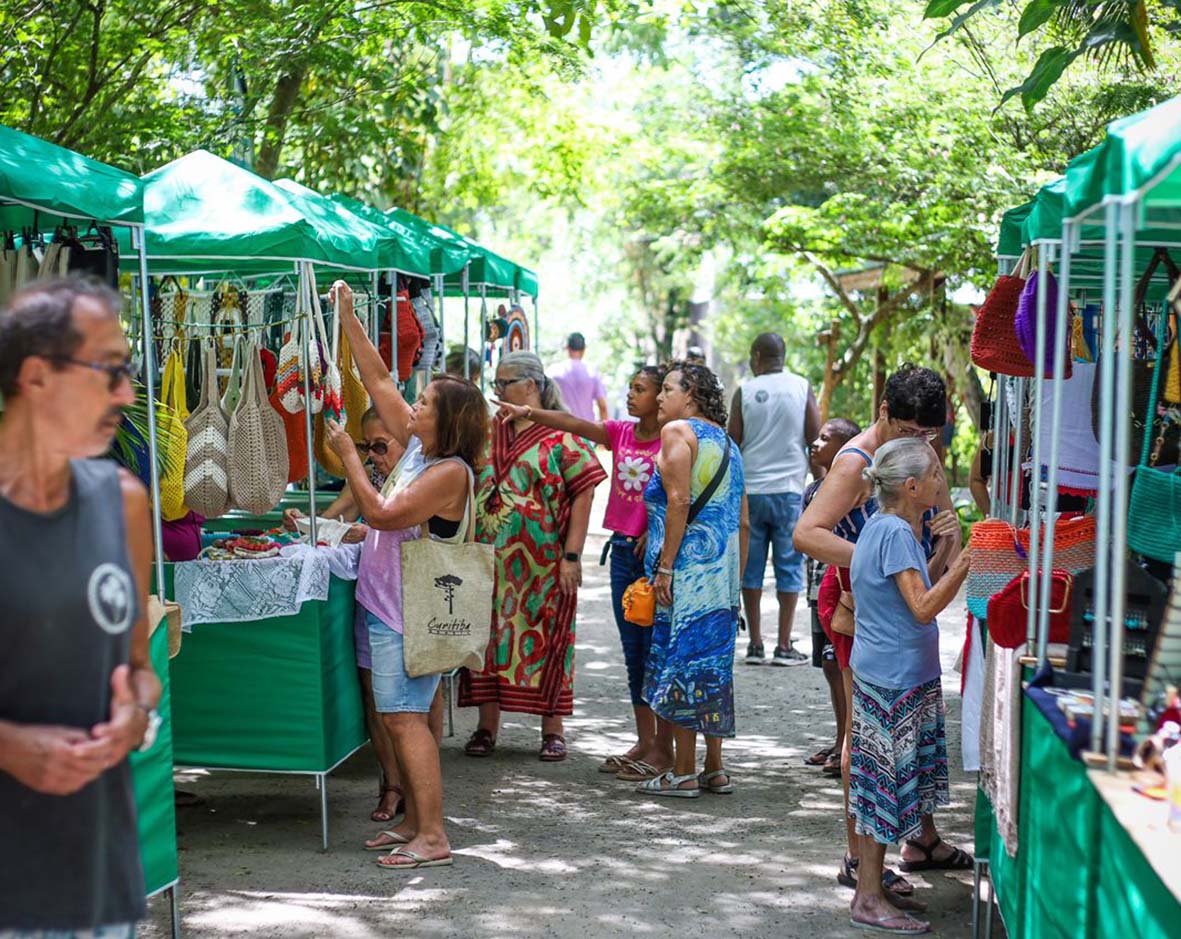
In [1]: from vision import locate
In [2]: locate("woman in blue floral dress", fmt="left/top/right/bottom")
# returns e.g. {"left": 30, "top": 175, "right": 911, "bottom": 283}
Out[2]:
{"left": 637, "top": 362, "right": 748, "bottom": 798}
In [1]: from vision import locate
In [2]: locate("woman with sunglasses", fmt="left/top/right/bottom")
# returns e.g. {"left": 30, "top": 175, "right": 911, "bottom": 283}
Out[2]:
{"left": 793, "top": 363, "right": 967, "bottom": 912}
{"left": 327, "top": 282, "right": 488, "bottom": 872}
{"left": 495, "top": 364, "right": 671, "bottom": 780}
{"left": 459, "top": 351, "right": 606, "bottom": 762}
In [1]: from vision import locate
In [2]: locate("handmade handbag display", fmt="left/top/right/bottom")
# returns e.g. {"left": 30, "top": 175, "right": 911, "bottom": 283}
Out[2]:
{"left": 157, "top": 344, "right": 191, "bottom": 521}
{"left": 986, "top": 568, "right": 1073, "bottom": 649}
{"left": 227, "top": 338, "right": 290, "bottom": 515}
{"left": 183, "top": 339, "right": 233, "bottom": 518}
{"left": 623, "top": 436, "right": 733, "bottom": 621}
{"left": 1014, "top": 263, "right": 1072, "bottom": 380}
{"left": 314, "top": 291, "right": 369, "bottom": 478}
{"left": 276, "top": 264, "right": 324, "bottom": 414}
{"left": 400, "top": 472, "right": 495, "bottom": 678}
{"left": 1128, "top": 292, "right": 1181, "bottom": 563}
{"left": 1090, "top": 248, "right": 1181, "bottom": 464}
{"left": 965, "top": 515, "right": 1096, "bottom": 620}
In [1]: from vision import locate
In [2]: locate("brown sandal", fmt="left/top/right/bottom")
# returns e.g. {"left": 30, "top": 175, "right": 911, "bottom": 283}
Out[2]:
{"left": 370, "top": 785, "right": 404, "bottom": 822}
{"left": 463, "top": 728, "right": 496, "bottom": 757}
{"left": 539, "top": 733, "right": 567, "bottom": 761}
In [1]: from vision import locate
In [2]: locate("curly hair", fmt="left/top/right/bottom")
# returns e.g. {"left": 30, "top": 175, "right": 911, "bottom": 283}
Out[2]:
{"left": 666, "top": 360, "right": 728, "bottom": 426}
{"left": 884, "top": 363, "right": 946, "bottom": 428}
{"left": 634, "top": 364, "right": 666, "bottom": 389}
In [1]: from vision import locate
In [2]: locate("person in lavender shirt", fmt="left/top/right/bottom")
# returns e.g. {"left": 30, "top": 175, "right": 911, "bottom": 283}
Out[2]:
{"left": 547, "top": 332, "right": 608, "bottom": 423}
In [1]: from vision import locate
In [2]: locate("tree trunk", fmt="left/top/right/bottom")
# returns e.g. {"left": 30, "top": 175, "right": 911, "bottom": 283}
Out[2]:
{"left": 817, "top": 318, "right": 840, "bottom": 422}
{"left": 254, "top": 64, "right": 309, "bottom": 178}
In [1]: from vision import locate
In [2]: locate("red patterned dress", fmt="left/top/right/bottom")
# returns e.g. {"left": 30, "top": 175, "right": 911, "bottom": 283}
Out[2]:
{"left": 459, "top": 419, "right": 606, "bottom": 716}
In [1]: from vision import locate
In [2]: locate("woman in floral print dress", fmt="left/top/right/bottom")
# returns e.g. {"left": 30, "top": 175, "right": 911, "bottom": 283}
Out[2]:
{"left": 495, "top": 365, "right": 671, "bottom": 778}
{"left": 459, "top": 352, "right": 607, "bottom": 762}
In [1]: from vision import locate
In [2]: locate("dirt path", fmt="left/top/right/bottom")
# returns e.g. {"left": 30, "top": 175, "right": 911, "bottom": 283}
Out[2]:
{"left": 142, "top": 496, "right": 980, "bottom": 939}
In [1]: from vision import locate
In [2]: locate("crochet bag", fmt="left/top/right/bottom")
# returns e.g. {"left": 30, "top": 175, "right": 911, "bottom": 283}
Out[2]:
{"left": 412, "top": 292, "right": 443, "bottom": 374}
{"left": 1014, "top": 268, "right": 1072, "bottom": 380}
{"left": 183, "top": 339, "right": 233, "bottom": 518}
{"left": 228, "top": 339, "right": 290, "bottom": 515}
{"left": 1128, "top": 298, "right": 1181, "bottom": 563}
{"left": 220, "top": 335, "right": 244, "bottom": 415}
{"left": 965, "top": 515, "right": 1095, "bottom": 620}
{"left": 312, "top": 284, "right": 342, "bottom": 419}
{"left": 276, "top": 267, "right": 323, "bottom": 414}
{"left": 314, "top": 295, "right": 370, "bottom": 478}
{"left": 270, "top": 378, "right": 309, "bottom": 484}
{"left": 157, "top": 346, "right": 191, "bottom": 521}
{"left": 395, "top": 289, "right": 423, "bottom": 381}
{"left": 970, "top": 249, "right": 1035, "bottom": 377}
{"left": 986, "top": 569, "right": 1073, "bottom": 649}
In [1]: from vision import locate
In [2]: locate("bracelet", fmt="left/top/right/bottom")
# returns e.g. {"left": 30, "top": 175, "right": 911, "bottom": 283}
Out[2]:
{"left": 657, "top": 566, "right": 674, "bottom": 577}
{"left": 524, "top": 405, "right": 533, "bottom": 420}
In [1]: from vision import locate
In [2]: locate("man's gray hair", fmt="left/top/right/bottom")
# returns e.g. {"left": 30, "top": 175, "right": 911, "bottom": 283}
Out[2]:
{"left": 0, "top": 276, "right": 122, "bottom": 398}
{"left": 862, "top": 438, "right": 938, "bottom": 505}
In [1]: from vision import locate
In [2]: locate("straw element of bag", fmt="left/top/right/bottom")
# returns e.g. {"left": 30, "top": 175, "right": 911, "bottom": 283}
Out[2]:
{"left": 228, "top": 338, "right": 290, "bottom": 515}
{"left": 965, "top": 516, "right": 1095, "bottom": 620}
{"left": 400, "top": 471, "right": 494, "bottom": 677}
{"left": 183, "top": 339, "right": 232, "bottom": 518}
{"left": 313, "top": 292, "right": 369, "bottom": 477}
{"left": 220, "top": 335, "right": 244, "bottom": 415}
{"left": 970, "top": 248, "right": 1035, "bottom": 377}
{"left": 157, "top": 346, "right": 191, "bottom": 522}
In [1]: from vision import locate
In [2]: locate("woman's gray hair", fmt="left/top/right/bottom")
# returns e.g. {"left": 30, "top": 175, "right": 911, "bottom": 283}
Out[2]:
{"left": 499, "top": 351, "right": 566, "bottom": 412}
{"left": 863, "top": 438, "right": 938, "bottom": 504}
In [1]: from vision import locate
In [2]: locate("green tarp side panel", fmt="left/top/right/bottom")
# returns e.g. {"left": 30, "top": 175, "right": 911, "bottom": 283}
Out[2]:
{"left": 515, "top": 266, "right": 538, "bottom": 297}
{"left": 997, "top": 201, "right": 1035, "bottom": 257}
{"left": 1023, "top": 178, "right": 1066, "bottom": 246}
{"left": 1065, "top": 95, "right": 1181, "bottom": 217}
{"left": 1019, "top": 701, "right": 1100, "bottom": 939}
{"left": 1095, "top": 795, "right": 1179, "bottom": 939}
{"left": 327, "top": 193, "right": 434, "bottom": 277}
{"left": 0, "top": 123, "right": 143, "bottom": 230}
{"left": 136, "top": 150, "right": 374, "bottom": 274}
{"left": 129, "top": 619, "right": 178, "bottom": 896}
{"left": 166, "top": 568, "right": 366, "bottom": 772}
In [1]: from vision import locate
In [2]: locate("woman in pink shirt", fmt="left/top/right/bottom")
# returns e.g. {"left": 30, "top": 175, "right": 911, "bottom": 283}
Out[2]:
{"left": 496, "top": 365, "right": 670, "bottom": 779}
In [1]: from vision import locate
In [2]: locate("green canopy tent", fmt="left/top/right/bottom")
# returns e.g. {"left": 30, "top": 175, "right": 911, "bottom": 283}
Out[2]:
{"left": 0, "top": 122, "right": 179, "bottom": 936}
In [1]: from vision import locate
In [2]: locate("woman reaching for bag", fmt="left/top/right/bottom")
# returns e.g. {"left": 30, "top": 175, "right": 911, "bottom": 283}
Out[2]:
{"left": 327, "top": 281, "right": 489, "bottom": 871}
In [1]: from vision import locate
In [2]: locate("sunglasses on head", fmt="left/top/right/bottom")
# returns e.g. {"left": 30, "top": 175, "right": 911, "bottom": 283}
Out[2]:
{"left": 49, "top": 355, "right": 137, "bottom": 391}
{"left": 356, "top": 440, "right": 390, "bottom": 456}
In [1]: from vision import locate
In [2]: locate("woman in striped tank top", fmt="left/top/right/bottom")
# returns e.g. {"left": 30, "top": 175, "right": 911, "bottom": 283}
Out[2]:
{"left": 793, "top": 365, "right": 967, "bottom": 925}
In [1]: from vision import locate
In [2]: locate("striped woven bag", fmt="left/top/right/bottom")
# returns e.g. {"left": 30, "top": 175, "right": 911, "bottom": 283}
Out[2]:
{"left": 183, "top": 339, "right": 233, "bottom": 518}
{"left": 228, "top": 338, "right": 289, "bottom": 514}
{"left": 966, "top": 515, "right": 1096, "bottom": 620}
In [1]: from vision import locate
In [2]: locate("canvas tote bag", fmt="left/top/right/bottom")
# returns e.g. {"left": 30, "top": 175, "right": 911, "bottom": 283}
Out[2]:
{"left": 228, "top": 339, "right": 290, "bottom": 515}
{"left": 183, "top": 339, "right": 233, "bottom": 518}
{"left": 400, "top": 469, "right": 494, "bottom": 678}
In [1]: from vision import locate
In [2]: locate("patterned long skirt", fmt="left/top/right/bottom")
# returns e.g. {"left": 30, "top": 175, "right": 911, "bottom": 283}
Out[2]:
{"left": 849, "top": 675, "right": 950, "bottom": 845}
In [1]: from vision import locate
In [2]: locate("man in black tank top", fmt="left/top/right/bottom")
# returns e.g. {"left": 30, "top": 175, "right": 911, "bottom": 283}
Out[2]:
{"left": 0, "top": 278, "right": 162, "bottom": 936}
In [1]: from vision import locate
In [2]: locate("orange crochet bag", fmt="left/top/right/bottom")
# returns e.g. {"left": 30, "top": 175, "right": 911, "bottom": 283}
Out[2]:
{"left": 622, "top": 577, "right": 655, "bottom": 627}
{"left": 270, "top": 381, "right": 309, "bottom": 484}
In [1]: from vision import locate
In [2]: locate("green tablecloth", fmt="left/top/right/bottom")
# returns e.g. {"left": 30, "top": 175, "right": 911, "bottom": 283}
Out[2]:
{"left": 128, "top": 619, "right": 178, "bottom": 896}
{"left": 166, "top": 569, "right": 366, "bottom": 772}
{"left": 977, "top": 696, "right": 1178, "bottom": 939}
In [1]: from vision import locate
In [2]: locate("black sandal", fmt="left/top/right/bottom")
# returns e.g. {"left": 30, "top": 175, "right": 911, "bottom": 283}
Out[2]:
{"left": 463, "top": 728, "right": 497, "bottom": 757}
{"left": 805, "top": 744, "right": 836, "bottom": 766}
{"left": 899, "top": 836, "right": 974, "bottom": 872}
{"left": 838, "top": 855, "right": 916, "bottom": 897}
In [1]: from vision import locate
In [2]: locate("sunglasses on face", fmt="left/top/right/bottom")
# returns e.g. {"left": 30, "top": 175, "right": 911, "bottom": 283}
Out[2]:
{"left": 50, "top": 356, "right": 137, "bottom": 391}
{"left": 356, "top": 440, "right": 390, "bottom": 456}
{"left": 493, "top": 376, "right": 529, "bottom": 394}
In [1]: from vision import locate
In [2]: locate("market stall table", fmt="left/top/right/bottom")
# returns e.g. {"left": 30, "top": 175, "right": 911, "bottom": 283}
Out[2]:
{"left": 161, "top": 559, "right": 366, "bottom": 850}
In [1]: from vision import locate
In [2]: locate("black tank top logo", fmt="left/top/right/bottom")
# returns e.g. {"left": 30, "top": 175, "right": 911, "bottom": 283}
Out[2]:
{"left": 87, "top": 562, "right": 134, "bottom": 635}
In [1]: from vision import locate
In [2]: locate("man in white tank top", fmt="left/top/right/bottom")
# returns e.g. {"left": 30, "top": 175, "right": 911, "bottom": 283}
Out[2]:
{"left": 728, "top": 334, "right": 820, "bottom": 666}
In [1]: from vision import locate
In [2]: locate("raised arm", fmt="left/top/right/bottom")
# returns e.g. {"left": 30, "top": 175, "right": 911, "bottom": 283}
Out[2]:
{"left": 792, "top": 451, "right": 868, "bottom": 568}
{"left": 331, "top": 281, "right": 412, "bottom": 447}
{"left": 494, "top": 399, "right": 609, "bottom": 447}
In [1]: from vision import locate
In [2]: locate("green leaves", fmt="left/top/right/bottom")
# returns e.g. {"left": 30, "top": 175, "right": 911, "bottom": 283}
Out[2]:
{"left": 923, "top": 0, "right": 972, "bottom": 17}
{"left": 1000, "top": 45, "right": 1081, "bottom": 110}
{"left": 1017, "top": 0, "right": 1061, "bottom": 40}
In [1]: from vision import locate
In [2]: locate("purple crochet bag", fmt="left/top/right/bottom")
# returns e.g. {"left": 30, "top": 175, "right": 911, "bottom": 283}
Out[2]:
{"left": 1015, "top": 269, "right": 1071, "bottom": 380}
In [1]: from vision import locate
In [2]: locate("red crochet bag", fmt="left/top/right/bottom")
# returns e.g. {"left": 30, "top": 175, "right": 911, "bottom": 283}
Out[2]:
{"left": 986, "top": 569, "right": 1073, "bottom": 649}
{"left": 971, "top": 248, "right": 1035, "bottom": 377}
{"left": 378, "top": 290, "right": 424, "bottom": 382}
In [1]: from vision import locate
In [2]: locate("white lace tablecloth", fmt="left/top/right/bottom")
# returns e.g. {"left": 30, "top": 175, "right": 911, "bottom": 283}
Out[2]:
{"left": 174, "top": 547, "right": 332, "bottom": 629}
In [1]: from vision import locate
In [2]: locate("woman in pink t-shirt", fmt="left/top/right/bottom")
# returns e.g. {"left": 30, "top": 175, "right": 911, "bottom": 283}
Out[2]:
{"left": 496, "top": 365, "right": 670, "bottom": 779}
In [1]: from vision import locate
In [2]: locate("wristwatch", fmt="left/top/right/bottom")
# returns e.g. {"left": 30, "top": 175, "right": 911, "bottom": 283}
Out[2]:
{"left": 564, "top": 551, "right": 580, "bottom": 562}
{"left": 137, "top": 705, "right": 162, "bottom": 753}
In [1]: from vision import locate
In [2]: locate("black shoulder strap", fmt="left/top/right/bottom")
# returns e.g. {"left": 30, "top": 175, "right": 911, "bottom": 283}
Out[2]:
{"left": 687, "top": 434, "right": 732, "bottom": 524}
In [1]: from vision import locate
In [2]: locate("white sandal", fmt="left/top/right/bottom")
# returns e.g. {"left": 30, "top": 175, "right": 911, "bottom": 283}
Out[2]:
{"left": 635, "top": 770, "right": 700, "bottom": 798}
{"left": 697, "top": 769, "right": 735, "bottom": 794}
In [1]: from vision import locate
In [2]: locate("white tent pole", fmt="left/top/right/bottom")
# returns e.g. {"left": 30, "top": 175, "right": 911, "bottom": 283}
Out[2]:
{"left": 1025, "top": 244, "right": 1049, "bottom": 652}
{"left": 462, "top": 264, "right": 472, "bottom": 381}
{"left": 480, "top": 283, "right": 489, "bottom": 392}
{"left": 134, "top": 225, "right": 167, "bottom": 601}
{"left": 1091, "top": 201, "right": 1120, "bottom": 756}
{"left": 300, "top": 261, "right": 317, "bottom": 547}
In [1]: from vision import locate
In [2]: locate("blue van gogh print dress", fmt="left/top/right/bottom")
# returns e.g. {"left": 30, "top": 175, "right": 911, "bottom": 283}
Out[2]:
{"left": 642, "top": 419, "right": 745, "bottom": 737}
